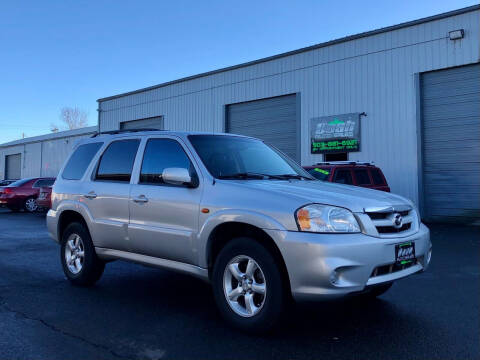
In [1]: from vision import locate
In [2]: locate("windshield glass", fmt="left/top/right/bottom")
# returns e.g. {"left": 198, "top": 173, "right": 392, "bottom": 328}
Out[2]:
{"left": 6, "top": 178, "right": 32, "bottom": 187}
{"left": 188, "top": 135, "right": 313, "bottom": 179}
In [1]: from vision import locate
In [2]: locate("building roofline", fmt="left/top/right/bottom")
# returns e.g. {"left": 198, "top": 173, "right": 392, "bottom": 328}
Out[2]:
{"left": 97, "top": 4, "right": 480, "bottom": 103}
{"left": 0, "top": 126, "right": 97, "bottom": 148}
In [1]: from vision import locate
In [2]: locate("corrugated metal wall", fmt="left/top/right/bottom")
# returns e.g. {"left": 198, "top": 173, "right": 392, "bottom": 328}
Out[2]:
{"left": 98, "top": 9, "right": 480, "bottom": 205}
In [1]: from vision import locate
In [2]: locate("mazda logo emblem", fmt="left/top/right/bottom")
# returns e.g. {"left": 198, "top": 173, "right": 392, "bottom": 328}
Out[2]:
{"left": 393, "top": 213, "right": 403, "bottom": 228}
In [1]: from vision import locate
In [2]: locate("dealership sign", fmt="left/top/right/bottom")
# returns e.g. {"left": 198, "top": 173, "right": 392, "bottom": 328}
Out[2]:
{"left": 311, "top": 113, "right": 361, "bottom": 154}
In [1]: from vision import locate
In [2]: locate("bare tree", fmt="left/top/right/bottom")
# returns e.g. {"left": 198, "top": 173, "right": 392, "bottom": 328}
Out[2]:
{"left": 51, "top": 107, "right": 89, "bottom": 131}
{"left": 50, "top": 123, "right": 59, "bottom": 133}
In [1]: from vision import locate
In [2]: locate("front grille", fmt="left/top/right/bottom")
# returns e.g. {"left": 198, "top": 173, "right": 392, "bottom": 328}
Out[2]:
{"left": 377, "top": 223, "right": 411, "bottom": 233}
{"left": 371, "top": 260, "right": 416, "bottom": 277}
{"left": 365, "top": 206, "right": 414, "bottom": 236}
{"left": 367, "top": 210, "right": 409, "bottom": 220}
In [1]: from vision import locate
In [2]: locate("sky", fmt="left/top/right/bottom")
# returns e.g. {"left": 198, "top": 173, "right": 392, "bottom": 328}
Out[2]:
{"left": 0, "top": 0, "right": 478, "bottom": 143}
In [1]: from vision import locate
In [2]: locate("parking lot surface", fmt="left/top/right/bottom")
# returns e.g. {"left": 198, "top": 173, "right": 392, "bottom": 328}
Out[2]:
{"left": 0, "top": 209, "right": 479, "bottom": 360}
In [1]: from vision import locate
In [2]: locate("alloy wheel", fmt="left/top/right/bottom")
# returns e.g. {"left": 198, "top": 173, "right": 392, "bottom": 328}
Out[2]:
{"left": 223, "top": 255, "right": 266, "bottom": 317}
{"left": 64, "top": 234, "right": 85, "bottom": 274}
{"left": 25, "top": 198, "right": 38, "bottom": 212}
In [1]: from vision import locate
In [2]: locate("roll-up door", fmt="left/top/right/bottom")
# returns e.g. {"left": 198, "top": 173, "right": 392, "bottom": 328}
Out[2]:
{"left": 421, "top": 63, "right": 480, "bottom": 222}
{"left": 226, "top": 94, "right": 299, "bottom": 161}
{"left": 5, "top": 153, "right": 21, "bottom": 180}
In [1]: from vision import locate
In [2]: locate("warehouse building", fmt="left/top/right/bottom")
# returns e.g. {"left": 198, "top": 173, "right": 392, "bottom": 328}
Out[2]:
{"left": 1, "top": 5, "right": 479, "bottom": 222}
{"left": 0, "top": 126, "right": 96, "bottom": 180}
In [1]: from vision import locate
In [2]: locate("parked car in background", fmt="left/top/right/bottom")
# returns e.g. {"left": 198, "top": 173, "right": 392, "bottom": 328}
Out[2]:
{"left": 304, "top": 162, "right": 390, "bottom": 192}
{"left": 0, "top": 180, "right": 16, "bottom": 186}
{"left": 0, "top": 177, "right": 55, "bottom": 212}
{"left": 37, "top": 186, "right": 53, "bottom": 210}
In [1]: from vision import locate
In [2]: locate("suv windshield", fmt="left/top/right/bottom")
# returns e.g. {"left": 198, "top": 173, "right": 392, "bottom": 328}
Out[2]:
{"left": 188, "top": 135, "right": 312, "bottom": 180}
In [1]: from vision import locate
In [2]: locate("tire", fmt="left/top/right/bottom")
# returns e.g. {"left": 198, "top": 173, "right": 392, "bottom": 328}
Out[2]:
{"left": 212, "top": 237, "right": 287, "bottom": 333}
{"left": 23, "top": 197, "right": 38, "bottom": 213}
{"left": 60, "top": 222, "right": 105, "bottom": 286}
{"left": 361, "top": 282, "right": 393, "bottom": 299}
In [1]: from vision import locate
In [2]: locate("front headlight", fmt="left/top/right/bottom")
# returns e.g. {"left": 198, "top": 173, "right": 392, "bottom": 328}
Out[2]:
{"left": 295, "top": 204, "right": 360, "bottom": 233}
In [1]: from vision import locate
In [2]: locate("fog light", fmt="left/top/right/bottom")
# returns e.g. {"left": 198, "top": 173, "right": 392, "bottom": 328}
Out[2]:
{"left": 329, "top": 270, "right": 339, "bottom": 285}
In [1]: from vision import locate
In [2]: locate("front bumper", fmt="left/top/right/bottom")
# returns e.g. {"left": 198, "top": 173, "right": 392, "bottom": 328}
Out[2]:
{"left": 266, "top": 223, "right": 431, "bottom": 301}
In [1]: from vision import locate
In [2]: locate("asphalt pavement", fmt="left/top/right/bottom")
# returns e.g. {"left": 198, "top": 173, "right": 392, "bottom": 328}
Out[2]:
{"left": 0, "top": 209, "right": 478, "bottom": 360}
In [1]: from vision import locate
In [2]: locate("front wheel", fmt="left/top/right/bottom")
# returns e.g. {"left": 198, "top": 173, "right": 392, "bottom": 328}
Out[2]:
{"left": 60, "top": 222, "right": 105, "bottom": 286}
{"left": 212, "top": 237, "right": 287, "bottom": 333}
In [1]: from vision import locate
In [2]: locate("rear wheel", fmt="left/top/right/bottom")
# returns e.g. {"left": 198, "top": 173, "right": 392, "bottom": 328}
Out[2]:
{"left": 212, "top": 237, "right": 287, "bottom": 333}
{"left": 24, "top": 197, "right": 38, "bottom": 212}
{"left": 60, "top": 222, "right": 105, "bottom": 286}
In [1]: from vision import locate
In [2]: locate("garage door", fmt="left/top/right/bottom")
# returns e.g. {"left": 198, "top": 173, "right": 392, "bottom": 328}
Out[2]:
{"left": 226, "top": 94, "right": 299, "bottom": 161}
{"left": 5, "top": 153, "right": 21, "bottom": 180}
{"left": 421, "top": 63, "right": 480, "bottom": 222}
{"left": 120, "top": 117, "right": 163, "bottom": 130}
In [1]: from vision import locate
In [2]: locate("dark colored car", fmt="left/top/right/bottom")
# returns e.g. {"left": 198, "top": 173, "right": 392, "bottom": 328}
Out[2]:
{"left": 0, "top": 177, "right": 55, "bottom": 212}
{"left": 37, "top": 186, "right": 53, "bottom": 210}
{"left": 303, "top": 162, "right": 390, "bottom": 192}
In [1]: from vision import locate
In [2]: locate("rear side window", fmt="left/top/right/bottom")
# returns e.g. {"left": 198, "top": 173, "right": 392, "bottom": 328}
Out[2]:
{"left": 334, "top": 169, "right": 353, "bottom": 185}
{"left": 140, "top": 138, "right": 193, "bottom": 185}
{"left": 62, "top": 143, "right": 103, "bottom": 180}
{"left": 370, "top": 168, "right": 385, "bottom": 185}
{"left": 34, "top": 179, "right": 55, "bottom": 187}
{"left": 354, "top": 169, "right": 371, "bottom": 185}
{"left": 95, "top": 139, "right": 140, "bottom": 182}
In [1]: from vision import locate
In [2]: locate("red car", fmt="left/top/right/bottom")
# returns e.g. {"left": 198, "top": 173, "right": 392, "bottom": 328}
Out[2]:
{"left": 37, "top": 186, "right": 53, "bottom": 210}
{"left": 303, "top": 162, "right": 390, "bottom": 192}
{"left": 0, "top": 177, "right": 55, "bottom": 212}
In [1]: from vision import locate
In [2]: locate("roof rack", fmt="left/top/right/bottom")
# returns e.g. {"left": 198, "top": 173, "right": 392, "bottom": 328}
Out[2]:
{"left": 315, "top": 161, "right": 375, "bottom": 166}
{"left": 91, "top": 128, "right": 162, "bottom": 137}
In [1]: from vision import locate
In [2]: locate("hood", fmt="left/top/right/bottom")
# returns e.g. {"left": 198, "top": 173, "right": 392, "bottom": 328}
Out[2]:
{"left": 225, "top": 180, "right": 410, "bottom": 213}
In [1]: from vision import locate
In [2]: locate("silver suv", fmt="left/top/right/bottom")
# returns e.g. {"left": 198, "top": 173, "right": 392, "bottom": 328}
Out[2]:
{"left": 47, "top": 130, "right": 432, "bottom": 332}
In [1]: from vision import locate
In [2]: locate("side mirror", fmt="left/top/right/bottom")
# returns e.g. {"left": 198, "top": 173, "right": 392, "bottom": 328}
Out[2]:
{"left": 162, "top": 167, "right": 194, "bottom": 187}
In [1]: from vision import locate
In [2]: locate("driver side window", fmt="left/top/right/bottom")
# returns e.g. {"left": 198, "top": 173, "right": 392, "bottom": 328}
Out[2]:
{"left": 140, "top": 138, "right": 195, "bottom": 185}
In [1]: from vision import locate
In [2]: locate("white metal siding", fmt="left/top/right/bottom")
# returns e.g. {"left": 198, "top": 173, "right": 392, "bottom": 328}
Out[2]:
{"left": 98, "top": 9, "right": 480, "bottom": 206}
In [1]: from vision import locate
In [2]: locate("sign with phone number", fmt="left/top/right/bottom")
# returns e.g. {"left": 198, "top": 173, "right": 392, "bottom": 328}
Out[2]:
{"left": 310, "top": 113, "right": 361, "bottom": 154}
{"left": 312, "top": 139, "right": 360, "bottom": 153}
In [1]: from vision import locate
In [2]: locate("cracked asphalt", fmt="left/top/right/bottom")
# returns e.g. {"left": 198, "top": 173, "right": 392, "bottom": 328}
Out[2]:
{"left": 0, "top": 209, "right": 479, "bottom": 360}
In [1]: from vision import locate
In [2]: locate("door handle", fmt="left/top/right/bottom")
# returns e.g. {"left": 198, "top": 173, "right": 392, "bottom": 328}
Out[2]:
{"left": 133, "top": 195, "right": 148, "bottom": 203}
{"left": 83, "top": 191, "right": 97, "bottom": 199}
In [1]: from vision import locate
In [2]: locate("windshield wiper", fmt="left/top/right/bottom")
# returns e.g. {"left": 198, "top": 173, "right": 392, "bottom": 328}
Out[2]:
{"left": 275, "top": 174, "right": 314, "bottom": 180}
{"left": 217, "top": 172, "right": 284, "bottom": 180}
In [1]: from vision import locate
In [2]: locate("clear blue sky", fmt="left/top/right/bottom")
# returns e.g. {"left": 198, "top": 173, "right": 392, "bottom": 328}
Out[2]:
{"left": 0, "top": 0, "right": 477, "bottom": 143}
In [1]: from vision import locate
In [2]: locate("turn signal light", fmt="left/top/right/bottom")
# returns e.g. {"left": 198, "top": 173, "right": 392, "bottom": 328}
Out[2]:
{"left": 296, "top": 209, "right": 311, "bottom": 230}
